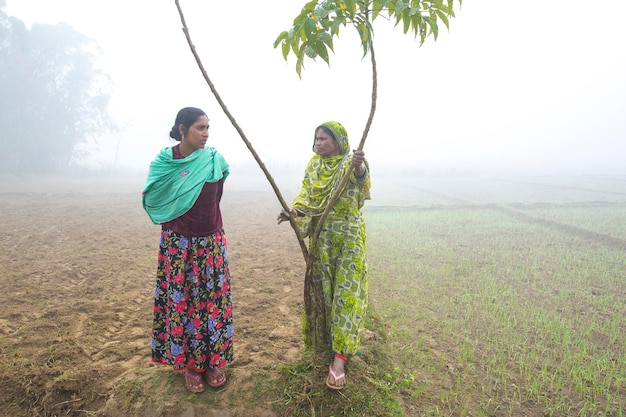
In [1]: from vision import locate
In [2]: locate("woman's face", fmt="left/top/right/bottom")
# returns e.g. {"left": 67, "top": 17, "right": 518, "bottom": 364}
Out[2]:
{"left": 180, "top": 116, "right": 209, "bottom": 151}
{"left": 315, "top": 128, "right": 340, "bottom": 156}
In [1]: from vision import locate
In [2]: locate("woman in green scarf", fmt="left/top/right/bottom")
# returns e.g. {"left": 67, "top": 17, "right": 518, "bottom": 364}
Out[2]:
{"left": 143, "top": 107, "right": 232, "bottom": 393}
{"left": 278, "top": 121, "right": 370, "bottom": 390}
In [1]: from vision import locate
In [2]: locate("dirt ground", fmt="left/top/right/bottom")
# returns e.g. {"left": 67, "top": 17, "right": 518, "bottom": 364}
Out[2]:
{"left": 0, "top": 175, "right": 308, "bottom": 417}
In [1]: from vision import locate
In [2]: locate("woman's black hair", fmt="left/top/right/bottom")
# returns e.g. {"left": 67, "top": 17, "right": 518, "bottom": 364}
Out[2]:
{"left": 169, "top": 107, "right": 207, "bottom": 141}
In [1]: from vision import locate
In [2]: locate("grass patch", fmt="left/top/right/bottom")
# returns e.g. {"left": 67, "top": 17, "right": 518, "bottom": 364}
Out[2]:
{"left": 267, "top": 311, "right": 408, "bottom": 417}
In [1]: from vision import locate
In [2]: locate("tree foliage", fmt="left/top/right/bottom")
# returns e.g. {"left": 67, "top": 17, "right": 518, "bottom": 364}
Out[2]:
{"left": 0, "top": 8, "right": 115, "bottom": 175}
{"left": 274, "top": 0, "right": 461, "bottom": 77}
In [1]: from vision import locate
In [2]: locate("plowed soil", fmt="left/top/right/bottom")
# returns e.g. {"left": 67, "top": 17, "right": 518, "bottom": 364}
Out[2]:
{"left": 0, "top": 175, "right": 305, "bottom": 417}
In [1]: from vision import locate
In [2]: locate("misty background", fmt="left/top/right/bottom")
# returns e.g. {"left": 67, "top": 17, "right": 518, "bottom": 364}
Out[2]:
{"left": 2, "top": 0, "right": 625, "bottom": 185}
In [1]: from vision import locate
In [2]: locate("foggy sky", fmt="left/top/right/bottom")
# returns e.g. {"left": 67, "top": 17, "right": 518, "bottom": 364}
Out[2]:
{"left": 5, "top": 0, "right": 626, "bottom": 176}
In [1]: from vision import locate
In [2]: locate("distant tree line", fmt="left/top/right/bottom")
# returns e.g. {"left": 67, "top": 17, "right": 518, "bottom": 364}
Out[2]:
{"left": 0, "top": 4, "right": 115, "bottom": 176}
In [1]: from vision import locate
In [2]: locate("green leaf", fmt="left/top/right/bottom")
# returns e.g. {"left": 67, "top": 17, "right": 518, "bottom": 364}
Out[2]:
{"left": 356, "top": 23, "right": 371, "bottom": 57}
{"left": 435, "top": 9, "right": 450, "bottom": 29}
{"left": 372, "top": 0, "right": 382, "bottom": 20}
{"left": 330, "top": 15, "right": 344, "bottom": 34}
{"left": 302, "top": 0, "right": 318, "bottom": 14}
{"left": 273, "top": 31, "right": 288, "bottom": 49}
{"left": 281, "top": 39, "right": 290, "bottom": 59}
{"left": 395, "top": 0, "right": 408, "bottom": 15}
{"left": 393, "top": 13, "right": 403, "bottom": 29}
{"left": 298, "top": 24, "right": 308, "bottom": 42}
{"left": 293, "top": 10, "right": 308, "bottom": 26}
{"left": 303, "top": 43, "right": 317, "bottom": 59}
{"left": 296, "top": 49, "right": 305, "bottom": 78}
{"left": 402, "top": 8, "right": 411, "bottom": 33}
{"left": 318, "top": 31, "right": 335, "bottom": 52}
{"left": 312, "top": 39, "right": 330, "bottom": 64}
{"left": 291, "top": 29, "right": 301, "bottom": 55}
{"left": 411, "top": 13, "right": 422, "bottom": 39}
{"left": 304, "top": 17, "right": 318, "bottom": 38}
{"left": 426, "top": 16, "right": 439, "bottom": 39}
{"left": 317, "top": 4, "right": 330, "bottom": 19}
{"left": 343, "top": 0, "right": 357, "bottom": 14}
{"left": 438, "top": 2, "right": 451, "bottom": 14}
{"left": 319, "top": 15, "right": 331, "bottom": 30}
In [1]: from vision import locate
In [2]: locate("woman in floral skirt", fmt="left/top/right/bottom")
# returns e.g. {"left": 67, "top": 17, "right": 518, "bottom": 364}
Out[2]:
{"left": 142, "top": 107, "right": 233, "bottom": 393}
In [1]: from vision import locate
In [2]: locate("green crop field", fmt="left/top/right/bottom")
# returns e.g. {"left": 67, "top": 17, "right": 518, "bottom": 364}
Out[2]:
{"left": 358, "top": 174, "right": 625, "bottom": 416}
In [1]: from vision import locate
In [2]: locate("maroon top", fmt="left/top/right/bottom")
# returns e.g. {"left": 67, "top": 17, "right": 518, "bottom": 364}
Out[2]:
{"left": 161, "top": 145, "right": 224, "bottom": 237}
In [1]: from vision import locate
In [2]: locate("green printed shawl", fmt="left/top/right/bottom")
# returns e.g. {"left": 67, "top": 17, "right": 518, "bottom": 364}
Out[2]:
{"left": 292, "top": 121, "right": 371, "bottom": 236}
{"left": 142, "top": 146, "right": 229, "bottom": 224}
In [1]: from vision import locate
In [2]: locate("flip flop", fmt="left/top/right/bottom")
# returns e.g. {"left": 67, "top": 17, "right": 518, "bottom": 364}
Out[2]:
{"left": 183, "top": 370, "right": 205, "bottom": 393}
{"left": 204, "top": 368, "right": 227, "bottom": 388}
{"left": 325, "top": 364, "right": 346, "bottom": 390}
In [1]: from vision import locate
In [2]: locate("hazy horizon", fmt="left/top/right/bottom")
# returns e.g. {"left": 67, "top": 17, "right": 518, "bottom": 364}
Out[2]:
{"left": 4, "top": 0, "right": 626, "bottom": 177}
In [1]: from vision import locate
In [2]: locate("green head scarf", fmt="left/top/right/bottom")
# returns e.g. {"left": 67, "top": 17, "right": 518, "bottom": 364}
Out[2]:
{"left": 293, "top": 121, "right": 370, "bottom": 236}
{"left": 313, "top": 121, "right": 351, "bottom": 155}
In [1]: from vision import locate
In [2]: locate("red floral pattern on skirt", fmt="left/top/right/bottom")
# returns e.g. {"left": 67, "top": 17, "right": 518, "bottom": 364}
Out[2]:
{"left": 151, "top": 228, "right": 233, "bottom": 371}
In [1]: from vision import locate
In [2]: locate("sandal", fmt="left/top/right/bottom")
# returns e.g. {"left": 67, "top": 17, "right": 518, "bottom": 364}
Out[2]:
{"left": 183, "top": 369, "right": 205, "bottom": 393}
{"left": 325, "top": 364, "right": 346, "bottom": 390}
{"left": 204, "top": 367, "right": 227, "bottom": 388}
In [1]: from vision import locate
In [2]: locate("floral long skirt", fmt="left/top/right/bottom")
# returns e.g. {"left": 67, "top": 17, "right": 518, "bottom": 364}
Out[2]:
{"left": 151, "top": 228, "right": 233, "bottom": 372}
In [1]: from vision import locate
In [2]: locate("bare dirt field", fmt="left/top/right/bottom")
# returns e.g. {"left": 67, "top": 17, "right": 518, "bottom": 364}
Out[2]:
{"left": 0, "top": 176, "right": 308, "bottom": 417}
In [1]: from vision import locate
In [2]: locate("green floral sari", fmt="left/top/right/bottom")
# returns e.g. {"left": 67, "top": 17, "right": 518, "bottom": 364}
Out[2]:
{"left": 293, "top": 121, "right": 371, "bottom": 356}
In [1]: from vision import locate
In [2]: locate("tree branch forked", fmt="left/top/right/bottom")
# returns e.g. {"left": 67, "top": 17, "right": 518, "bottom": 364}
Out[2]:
{"left": 304, "top": 34, "right": 378, "bottom": 347}
{"left": 173, "top": 0, "right": 308, "bottom": 261}
{"left": 173, "top": 0, "right": 378, "bottom": 350}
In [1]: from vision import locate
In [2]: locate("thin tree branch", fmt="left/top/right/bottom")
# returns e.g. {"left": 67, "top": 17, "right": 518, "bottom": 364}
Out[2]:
{"left": 306, "top": 36, "right": 377, "bottom": 271}
{"left": 174, "top": 1, "right": 378, "bottom": 349}
{"left": 174, "top": 0, "right": 308, "bottom": 260}
{"left": 303, "top": 28, "right": 378, "bottom": 346}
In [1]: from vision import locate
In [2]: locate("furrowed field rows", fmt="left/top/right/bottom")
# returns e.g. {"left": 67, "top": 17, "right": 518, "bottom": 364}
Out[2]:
{"left": 364, "top": 175, "right": 625, "bottom": 416}
{"left": 369, "top": 175, "right": 626, "bottom": 245}
{"left": 371, "top": 174, "right": 626, "bottom": 206}
{"left": 367, "top": 202, "right": 626, "bottom": 251}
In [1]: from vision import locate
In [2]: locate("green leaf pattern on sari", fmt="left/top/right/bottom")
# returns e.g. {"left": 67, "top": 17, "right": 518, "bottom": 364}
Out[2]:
{"left": 294, "top": 121, "right": 371, "bottom": 356}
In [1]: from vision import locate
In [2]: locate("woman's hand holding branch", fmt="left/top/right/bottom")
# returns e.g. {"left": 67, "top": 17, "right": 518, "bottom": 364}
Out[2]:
{"left": 352, "top": 150, "right": 366, "bottom": 177}
{"left": 277, "top": 208, "right": 297, "bottom": 225}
